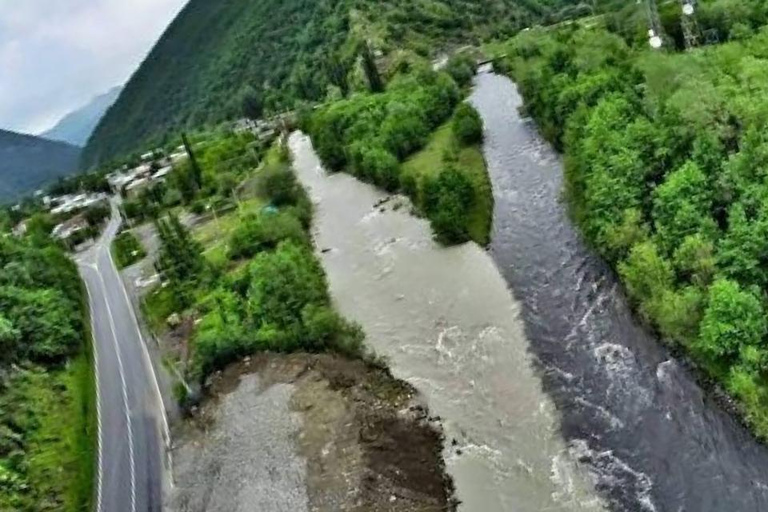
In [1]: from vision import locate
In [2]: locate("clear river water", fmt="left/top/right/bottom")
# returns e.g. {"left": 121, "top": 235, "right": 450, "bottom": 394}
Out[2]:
{"left": 289, "top": 68, "right": 768, "bottom": 512}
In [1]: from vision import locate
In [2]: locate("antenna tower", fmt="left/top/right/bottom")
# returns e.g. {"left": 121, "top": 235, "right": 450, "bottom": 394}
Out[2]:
{"left": 680, "top": 0, "right": 700, "bottom": 50}
{"left": 645, "top": 0, "right": 664, "bottom": 49}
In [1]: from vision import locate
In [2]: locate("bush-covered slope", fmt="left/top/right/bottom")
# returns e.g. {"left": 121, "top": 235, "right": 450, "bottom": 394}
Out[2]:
{"left": 500, "top": 21, "right": 768, "bottom": 437}
{"left": 0, "top": 130, "right": 81, "bottom": 202}
{"left": 82, "top": 0, "right": 581, "bottom": 167}
{"left": 0, "top": 230, "right": 95, "bottom": 511}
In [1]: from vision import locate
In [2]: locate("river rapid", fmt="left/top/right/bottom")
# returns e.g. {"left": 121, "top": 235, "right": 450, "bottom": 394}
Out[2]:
{"left": 470, "top": 69, "right": 768, "bottom": 511}
{"left": 290, "top": 132, "right": 602, "bottom": 511}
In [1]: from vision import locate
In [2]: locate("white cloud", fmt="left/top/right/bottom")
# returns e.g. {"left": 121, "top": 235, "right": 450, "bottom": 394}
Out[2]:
{"left": 0, "top": 0, "right": 189, "bottom": 135}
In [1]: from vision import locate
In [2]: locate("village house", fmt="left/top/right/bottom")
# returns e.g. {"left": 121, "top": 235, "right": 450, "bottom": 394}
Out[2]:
{"left": 52, "top": 214, "right": 88, "bottom": 240}
{"left": 49, "top": 193, "right": 108, "bottom": 216}
{"left": 125, "top": 178, "right": 150, "bottom": 198}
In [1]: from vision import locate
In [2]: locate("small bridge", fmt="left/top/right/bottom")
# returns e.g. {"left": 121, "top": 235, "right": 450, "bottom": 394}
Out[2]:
{"left": 477, "top": 54, "right": 507, "bottom": 67}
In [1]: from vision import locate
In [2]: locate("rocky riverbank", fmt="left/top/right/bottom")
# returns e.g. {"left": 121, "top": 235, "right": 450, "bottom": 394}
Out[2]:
{"left": 166, "top": 353, "right": 456, "bottom": 512}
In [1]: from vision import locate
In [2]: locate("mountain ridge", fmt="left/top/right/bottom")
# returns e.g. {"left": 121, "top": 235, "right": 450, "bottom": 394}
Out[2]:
{"left": 41, "top": 86, "right": 122, "bottom": 147}
{"left": 82, "top": 0, "right": 580, "bottom": 167}
{"left": 0, "top": 129, "right": 81, "bottom": 202}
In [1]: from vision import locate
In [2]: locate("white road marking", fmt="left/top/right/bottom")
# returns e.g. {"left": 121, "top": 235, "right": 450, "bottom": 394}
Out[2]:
{"left": 95, "top": 264, "right": 137, "bottom": 512}
{"left": 104, "top": 217, "right": 175, "bottom": 486}
{"left": 81, "top": 279, "right": 104, "bottom": 512}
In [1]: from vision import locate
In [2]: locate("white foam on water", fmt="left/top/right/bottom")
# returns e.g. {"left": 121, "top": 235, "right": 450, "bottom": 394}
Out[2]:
{"left": 574, "top": 397, "right": 625, "bottom": 430}
{"left": 569, "top": 439, "right": 657, "bottom": 512}
{"left": 656, "top": 360, "right": 676, "bottom": 384}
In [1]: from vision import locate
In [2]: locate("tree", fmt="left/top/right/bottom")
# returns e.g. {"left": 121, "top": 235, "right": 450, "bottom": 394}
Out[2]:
{"left": 181, "top": 133, "right": 203, "bottom": 192}
{"left": 0, "top": 316, "right": 19, "bottom": 360}
{"left": 423, "top": 167, "right": 475, "bottom": 244}
{"left": 452, "top": 103, "right": 484, "bottom": 146}
{"left": 84, "top": 203, "right": 110, "bottom": 227}
{"left": 652, "top": 161, "right": 717, "bottom": 255}
{"left": 155, "top": 213, "right": 206, "bottom": 306}
{"left": 604, "top": 208, "right": 649, "bottom": 261}
{"left": 327, "top": 54, "right": 350, "bottom": 98}
{"left": 717, "top": 202, "right": 768, "bottom": 288}
{"left": 246, "top": 241, "right": 328, "bottom": 347}
{"left": 360, "top": 41, "right": 384, "bottom": 93}
{"left": 444, "top": 53, "right": 476, "bottom": 88}
{"left": 618, "top": 241, "right": 673, "bottom": 319}
{"left": 259, "top": 165, "right": 300, "bottom": 206}
{"left": 696, "top": 279, "right": 767, "bottom": 361}
{"left": 241, "top": 86, "right": 263, "bottom": 120}
{"left": 673, "top": 234, "right": 716, "bottom": 287}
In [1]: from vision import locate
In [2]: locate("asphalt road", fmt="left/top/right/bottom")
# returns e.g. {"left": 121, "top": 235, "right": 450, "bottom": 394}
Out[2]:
{"left": 77, "top": 205, "right": 167, "bottom": 512}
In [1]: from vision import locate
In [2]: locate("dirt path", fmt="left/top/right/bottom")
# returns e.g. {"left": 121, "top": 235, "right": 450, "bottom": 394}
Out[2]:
{"left": 167, "top": 354, "right": 455, "bottom": 512}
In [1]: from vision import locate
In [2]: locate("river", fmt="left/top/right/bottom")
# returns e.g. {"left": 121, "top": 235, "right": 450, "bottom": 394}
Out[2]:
{"left": 290, "top": 133, "right": 602, "bottom": 511}
{"left": 289, "top": 68, "right": 768, "bottom": 512}
{"left": 470, "top": 68, "right": 768, "bottom": 511}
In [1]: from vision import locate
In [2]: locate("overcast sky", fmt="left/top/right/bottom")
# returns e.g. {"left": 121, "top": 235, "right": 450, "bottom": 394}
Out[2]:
{"left": 0, "top": 0, "right": 188, "bottom": 135}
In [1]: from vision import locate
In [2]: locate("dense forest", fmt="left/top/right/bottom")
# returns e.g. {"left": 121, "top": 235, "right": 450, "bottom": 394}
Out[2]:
{"left": 0, "top": 226, "right": 94, "bottom": 510}
{"left": 82, "top": 0, "right": 584, "bottom": 167}
{"left": 0, "top": 130, "right": 81, "bottom": 202}
{"left": 498, "top": 0, "right": 768, "bottom": 437}
{"left": 307, "top": 55, "right": 491, "bottom": 244}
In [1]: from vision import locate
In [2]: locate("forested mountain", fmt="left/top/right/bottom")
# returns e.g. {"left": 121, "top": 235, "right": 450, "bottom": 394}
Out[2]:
{"left": 0, "top": 130, "right": 81, "bottom": 202}
{"left": 82, "top": 0, "right": 581, "bottom": 167}
{"left": 41, "top": 86, "right": 122, "bottom": 147}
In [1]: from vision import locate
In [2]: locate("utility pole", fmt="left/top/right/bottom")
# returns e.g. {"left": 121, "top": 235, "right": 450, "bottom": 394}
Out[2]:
{"left": 680, "top": 0, "right": 700, "bottom": 50}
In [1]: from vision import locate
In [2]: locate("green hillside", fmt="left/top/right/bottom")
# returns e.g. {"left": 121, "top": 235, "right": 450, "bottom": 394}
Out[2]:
{"left": 0, "top": 130, "right": 81, "bottom": 202}
{"left": 82, "top": 0, "right": 581, "bottom": 167}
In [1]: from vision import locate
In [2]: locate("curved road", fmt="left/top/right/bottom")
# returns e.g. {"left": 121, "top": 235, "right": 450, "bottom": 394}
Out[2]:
{"left": 77, "top": 204, "right": 168, "bottom": 512}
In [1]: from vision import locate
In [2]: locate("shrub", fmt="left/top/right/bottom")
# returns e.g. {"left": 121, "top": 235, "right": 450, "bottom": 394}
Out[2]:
{"left": 246, "top": 241, "right": 328, "bottom": 333}
{"left": 452, "top": 103, "right": 484, "bottom": 146}
{"left": 190, "top": 200, "right": 207, "bottom": 215}
{"left": 380, "top": 101, "right": 430, "bottom": 159}
{"left": 0, "top": 287, "right": 80, "bottom": 363}
{"left": 228, "top": 211, "right": 307, "bottom": 260}
{"left": 84, "top": 203, "right": 110, "bottom": 227}
{"left": 696, "top": 279, "right": 767, "bottom": 362}
{"left": 423, "top": 167, "right": 475, "bottom": 244}
{"left": 112, "top": 231, "right": 147, "bottom": 269}
{"left": 259, "top": 164, "right": 300, "bottom": 206}
{"left": 444, "top": 53, "right": 477, "bottom": 88}
{"left": 360, "top": 146, "right": 400, "bottom": 191}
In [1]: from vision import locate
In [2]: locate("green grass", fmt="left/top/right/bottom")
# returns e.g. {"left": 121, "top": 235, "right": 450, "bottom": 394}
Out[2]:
{"left": 401, "top": 123, "right": 493, "bottom": 246}
{"left": 3, "top": 286, "right": 97, "bottom": 512}
{"left": 112, "top": 231, "right": 147, "bottom": 269}
{"left": 5, "top": 353, "right": 96, "bottom": 512}
{"left": 193, "top": 198, "right": 266, "bottom": 264}
{"left": 142, "top": 285, "right": 178, "bottom": 333}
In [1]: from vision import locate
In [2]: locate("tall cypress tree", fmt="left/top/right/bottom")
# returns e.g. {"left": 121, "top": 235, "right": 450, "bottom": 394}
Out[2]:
{"left": 327, "top": 54, "right": 350, "bottom": 98}
{"left": 182, "top": 132, "right": 203, "bottom": 192}
{"left": 360, "top": 42, "right": 384, "bottom": 93}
